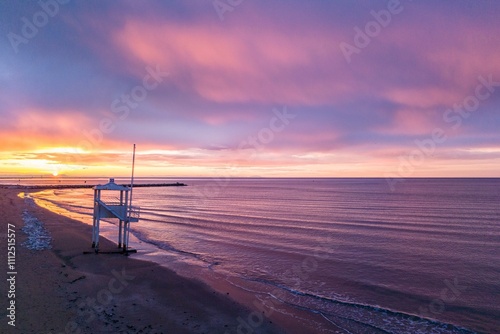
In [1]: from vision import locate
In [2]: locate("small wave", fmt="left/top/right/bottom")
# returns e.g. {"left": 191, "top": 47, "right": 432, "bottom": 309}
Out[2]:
{"left": 129, "top": 228, "right": 219, "bottom": 267}
{"left": 235, "top": 276, "right": 476, "bottom": 334}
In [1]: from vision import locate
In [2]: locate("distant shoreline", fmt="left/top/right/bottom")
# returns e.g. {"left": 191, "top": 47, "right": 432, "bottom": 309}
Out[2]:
{"left": 0, "top": 182, "right": 188, "bottom": 190}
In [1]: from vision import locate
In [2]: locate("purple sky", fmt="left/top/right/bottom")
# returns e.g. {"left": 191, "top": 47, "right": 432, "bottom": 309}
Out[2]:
{"left": 1, "top": 0, "right": 499, "bottom": 177}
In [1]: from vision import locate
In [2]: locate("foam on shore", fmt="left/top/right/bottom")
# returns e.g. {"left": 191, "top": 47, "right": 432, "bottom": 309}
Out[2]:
{"left": 20, "top": 194, "right": 52, "bottom": 250}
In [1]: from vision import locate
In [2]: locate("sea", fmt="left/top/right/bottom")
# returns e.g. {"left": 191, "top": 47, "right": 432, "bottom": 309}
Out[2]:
{"left": 4, "top": 177, "right": 500, "bottom": 333}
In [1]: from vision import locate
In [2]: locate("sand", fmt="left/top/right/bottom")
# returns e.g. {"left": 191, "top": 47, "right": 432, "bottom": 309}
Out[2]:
{"left": 0, "top": 188, "right": 341, "bottom": 333}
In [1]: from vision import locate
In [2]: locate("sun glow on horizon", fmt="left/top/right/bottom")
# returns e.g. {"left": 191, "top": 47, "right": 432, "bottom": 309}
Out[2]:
{"left": 35, "top": 147, "right": 88, "bottom": 154}
{"left": 0, "top": 147, "right": 91, "bottom": 177}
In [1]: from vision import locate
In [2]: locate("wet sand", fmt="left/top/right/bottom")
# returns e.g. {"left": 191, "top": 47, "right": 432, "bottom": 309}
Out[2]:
{"left": 0, "top": 188, "right": 340, "bottom": 333}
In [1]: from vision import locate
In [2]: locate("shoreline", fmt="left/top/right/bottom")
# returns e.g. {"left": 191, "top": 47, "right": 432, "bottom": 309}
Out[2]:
{"left": 0, "top": 188, "right": 285, "bottom": 333}
{"left": 0, "top": 188, "right": 341, "bottom": 333}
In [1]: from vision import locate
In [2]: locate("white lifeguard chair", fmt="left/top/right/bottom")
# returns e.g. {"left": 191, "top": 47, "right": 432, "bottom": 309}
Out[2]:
{"left": 91, "top": 178, "right": 140, "bottom": 253}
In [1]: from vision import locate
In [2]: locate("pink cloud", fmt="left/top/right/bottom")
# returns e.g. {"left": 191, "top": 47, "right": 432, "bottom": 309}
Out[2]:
{"left": 112, "top": 17, "right": 349, "bottom": 105}
{"left": 376, "top": 108, "right": 439, "bottom": 136}
{"left": 380, "top": 10, "right": 500, "bottom": 94}
{"left": 382, "top": 87, "right": 462, "bottom": 109}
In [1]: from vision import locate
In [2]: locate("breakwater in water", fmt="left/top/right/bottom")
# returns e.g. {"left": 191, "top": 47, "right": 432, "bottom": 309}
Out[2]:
{"left": 0, "top": 182, "right": 187, "bottom": 190}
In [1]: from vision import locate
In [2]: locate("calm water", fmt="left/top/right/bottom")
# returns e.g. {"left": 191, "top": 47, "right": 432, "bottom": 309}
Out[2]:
{"left": 19, "top": 178, "right": 500, "bottom": 333}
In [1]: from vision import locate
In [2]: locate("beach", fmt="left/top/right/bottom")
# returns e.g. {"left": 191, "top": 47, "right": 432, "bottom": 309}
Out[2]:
{"left": 2, "top": 178, "right": 499, "bottom": 334}
{"left": 0, "top": 188, "right": 304, "bottom": 334}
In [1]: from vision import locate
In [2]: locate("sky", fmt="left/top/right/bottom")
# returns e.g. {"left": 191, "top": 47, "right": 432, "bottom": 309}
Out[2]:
{"left": 1, "top": 0, "right": 499, "bottom": 178}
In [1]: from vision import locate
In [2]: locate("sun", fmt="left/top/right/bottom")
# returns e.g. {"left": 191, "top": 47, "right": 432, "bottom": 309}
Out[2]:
{"left": 52, "top": 171, "right": 59, "bottom": 177}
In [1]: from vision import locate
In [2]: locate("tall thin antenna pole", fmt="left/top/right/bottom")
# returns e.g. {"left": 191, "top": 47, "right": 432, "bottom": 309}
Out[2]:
{"left": 129, "top": 144, "right": 136, "bottom": 215}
